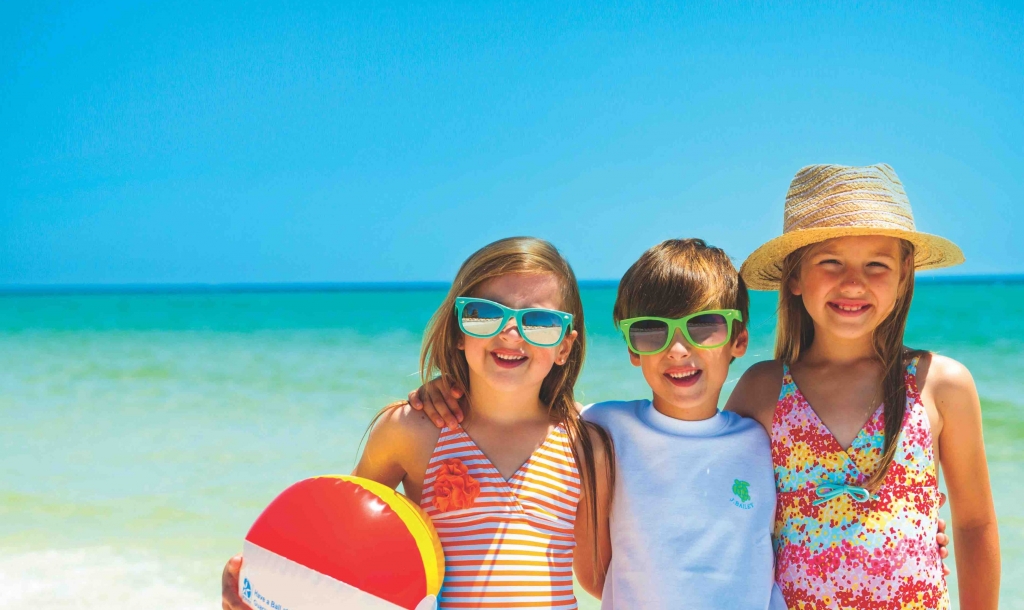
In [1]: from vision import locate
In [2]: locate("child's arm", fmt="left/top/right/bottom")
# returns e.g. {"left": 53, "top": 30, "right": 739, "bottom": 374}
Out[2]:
{"left": 724, "top": 360, "right": 783, "bottom": 434}
{"left": 925, "top": 354, "right": 1000, "bottom": 609}
{"left": 573, "top": 424, "right": 613, "bottom": 599}
{"left": 352, "top": 403, "right": 440, "bottom": 500}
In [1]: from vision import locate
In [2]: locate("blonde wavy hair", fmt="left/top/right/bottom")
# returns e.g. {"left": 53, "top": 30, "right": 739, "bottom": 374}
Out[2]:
{"left": 377, "top": 236, "right": 612, "bottom": 572}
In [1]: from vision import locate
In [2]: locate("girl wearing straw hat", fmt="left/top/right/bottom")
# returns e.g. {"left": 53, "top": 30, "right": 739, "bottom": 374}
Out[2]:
{"left": 727, "top": 164, "right": 1000, "bottom": 609}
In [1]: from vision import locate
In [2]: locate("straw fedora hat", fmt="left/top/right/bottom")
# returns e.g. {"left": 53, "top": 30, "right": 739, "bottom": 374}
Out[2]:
{"left": 740, "top": 163, "right": 964, "bottom": 290}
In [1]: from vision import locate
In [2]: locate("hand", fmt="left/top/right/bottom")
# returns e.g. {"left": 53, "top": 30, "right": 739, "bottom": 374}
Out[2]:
{"left": 222, "top": 554, "right": 251, "bottom": 610}
{"left": 937, "top": 519, "right": 950, "bottom": 576}
{"left": 936, "top": 492, "right": 950, "bottom": 577}
{"left": 407, "top": 379, "right": 464, "bottom": 429}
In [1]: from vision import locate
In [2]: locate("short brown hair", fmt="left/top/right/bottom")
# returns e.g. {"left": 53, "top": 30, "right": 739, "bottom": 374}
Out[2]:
{"left": 613, "top": 239, "right": 749, "bottom": 338}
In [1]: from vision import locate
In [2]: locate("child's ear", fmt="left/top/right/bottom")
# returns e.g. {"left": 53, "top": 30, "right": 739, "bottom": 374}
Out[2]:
{"left": 731, "top": 328, "right": 749, "bottom": 359}
{"left": 556, "top": 330, "right": 578, "bottom": 364}
{"left": 628, "top": 348, "right": 642, "bottom": 367}
{"left": 787, "top": 275, "right": 802, "bottom": 296}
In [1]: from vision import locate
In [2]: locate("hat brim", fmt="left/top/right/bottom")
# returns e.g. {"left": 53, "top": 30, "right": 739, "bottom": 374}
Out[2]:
{"left": 739, "top": 227, "right": 965, "bottom": 291}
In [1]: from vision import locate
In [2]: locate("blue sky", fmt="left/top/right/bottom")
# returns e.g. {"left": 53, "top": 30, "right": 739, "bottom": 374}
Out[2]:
{"left": 2, "top": 1, "right": 1021, "bottom": 285}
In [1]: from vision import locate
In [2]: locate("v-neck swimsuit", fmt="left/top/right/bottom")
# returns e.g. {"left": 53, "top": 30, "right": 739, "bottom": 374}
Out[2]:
{"left": 421, "top": 424, "right": 581, "bottom": 609}
{"left": 771, "top": 357, "right": 948, "bottom": 609}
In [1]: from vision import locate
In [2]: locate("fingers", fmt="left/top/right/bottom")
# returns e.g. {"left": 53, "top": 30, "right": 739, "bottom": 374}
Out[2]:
{"left": 414, "top": 386, "right": 445, "bottom": 428}
{"left": 935, "top": 516, "right": 950, "bottom": 576}
{"left": 410, "top": 381, "right": 464, "bottom": 428}
{"left": 427, "top": 387, "right": 458, "bottom": 429}
{"left": 221, "top": 554, "right": 250, "bottom": 610}
{"left": 437, "top": 384, "right": 464, "bottom": 426}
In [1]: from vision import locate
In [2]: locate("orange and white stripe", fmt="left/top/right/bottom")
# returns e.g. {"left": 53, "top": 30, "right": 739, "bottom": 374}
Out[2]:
{"left": 421, "top": 425, "right": 581, "bottom": 609}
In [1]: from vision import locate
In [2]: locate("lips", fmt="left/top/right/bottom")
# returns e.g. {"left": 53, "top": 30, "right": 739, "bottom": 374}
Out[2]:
{"left": 827, "top": 300, "right": 872, "bottom": 316}
{"left": 664, "top": 368, "right": 702, "bottom": 387}
{"left": 491, "top": 351, "right": 528, "bottom": 369}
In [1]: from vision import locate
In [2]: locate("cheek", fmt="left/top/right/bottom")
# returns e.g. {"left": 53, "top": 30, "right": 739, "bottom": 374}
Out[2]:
{"left": 636, "top": 354, "right": 664, "bottom": 381}
{"left": 801, "top": 273, "right": 837, "bottom": 305}
{"left": 870, "top": 276, "right": 901, "bottom": 310}
{"left": 461, "top": 336, "right": 486, "bottom": 359}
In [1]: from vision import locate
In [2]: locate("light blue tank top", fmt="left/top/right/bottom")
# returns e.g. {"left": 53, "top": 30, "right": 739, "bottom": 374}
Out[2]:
{"left": 582, "top": 400, "right": 785, "bottom": 610}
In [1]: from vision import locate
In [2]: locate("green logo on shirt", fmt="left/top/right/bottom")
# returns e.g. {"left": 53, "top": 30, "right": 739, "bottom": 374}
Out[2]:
{"left": 731, "top": 479, "right": 753, "bottom": 509}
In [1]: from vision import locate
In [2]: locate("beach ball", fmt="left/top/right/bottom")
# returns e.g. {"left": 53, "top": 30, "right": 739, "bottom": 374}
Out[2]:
{"left": 239, "top": 475, "right": 444, "bottom": 610}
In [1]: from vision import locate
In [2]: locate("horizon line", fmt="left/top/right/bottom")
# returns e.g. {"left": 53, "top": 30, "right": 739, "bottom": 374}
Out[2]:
{"left": 1, "top": 274, "right": 1023, "bottom": 296}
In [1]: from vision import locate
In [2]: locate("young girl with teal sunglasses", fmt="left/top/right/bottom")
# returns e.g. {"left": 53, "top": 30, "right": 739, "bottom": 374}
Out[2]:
{"left": 221, "top": 237, "right": 613, "bottom": 610}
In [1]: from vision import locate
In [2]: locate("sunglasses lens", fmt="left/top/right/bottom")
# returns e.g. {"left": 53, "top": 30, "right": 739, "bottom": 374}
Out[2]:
{"left": 628, "top": 320, "right": 670, "bottom": 353}
{"left": 686, "top": 313, "right": 730, "bottom": 347}
{"left": 521, "top": 310, "right": 565, "bottom": 346}
{"left": 460, "top": 300, "right": 504, "bottom": 336}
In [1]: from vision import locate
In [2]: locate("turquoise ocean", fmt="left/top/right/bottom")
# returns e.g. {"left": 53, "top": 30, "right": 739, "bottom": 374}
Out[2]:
{"left": 1, "top": 282, "right": 1021, "bottom": 609}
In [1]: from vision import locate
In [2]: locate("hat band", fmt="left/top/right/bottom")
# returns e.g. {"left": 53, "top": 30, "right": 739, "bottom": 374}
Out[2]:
{"left": 785, "top": 210, "right": 917, "bottom": 233}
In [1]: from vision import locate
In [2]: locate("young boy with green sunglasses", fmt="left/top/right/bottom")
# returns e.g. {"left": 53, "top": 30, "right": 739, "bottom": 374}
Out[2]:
{"left": 574, "top": 238, "right": 784, "bottom": 609}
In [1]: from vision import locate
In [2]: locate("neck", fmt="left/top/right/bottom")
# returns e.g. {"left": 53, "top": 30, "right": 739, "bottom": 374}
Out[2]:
{"left": 802, "top": 328, "right": 877, "bottom": 366}
{"left": 462, "top": 371, "right": 549, "bottom": 427}
{"left": 651, "top": 391, "right": 721, "bottom": 422}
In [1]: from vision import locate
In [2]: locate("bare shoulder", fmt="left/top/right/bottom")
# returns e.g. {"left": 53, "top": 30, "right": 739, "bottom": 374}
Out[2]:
{"left": 371, "top": 401, "right": 442, "bottom": 451}
{"left": 726, "top": 360, "right": 784, "bottom": 421}
{"left": 915, "top": 352, "right": 979, "bottom": 414}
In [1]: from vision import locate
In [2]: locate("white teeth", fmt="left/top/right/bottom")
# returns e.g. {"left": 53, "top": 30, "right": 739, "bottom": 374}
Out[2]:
{"left": 835, "top": 303, "right": 867, "bottom": 312}
{"left": 494, "top": 353, "right": 526, "bottom": 361}
{"left": 667, "top": 370, "right": 699, "bottom": 379}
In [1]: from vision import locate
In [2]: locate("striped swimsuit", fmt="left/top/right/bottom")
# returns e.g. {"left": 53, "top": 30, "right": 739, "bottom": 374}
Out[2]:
{"left": 421, "top": 424, "right": 581, "bottom": 609}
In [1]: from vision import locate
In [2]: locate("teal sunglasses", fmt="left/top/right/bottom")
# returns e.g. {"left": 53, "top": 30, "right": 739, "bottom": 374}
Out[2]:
{"left": 455, "top": 297, "right": 573, "bottom": 347}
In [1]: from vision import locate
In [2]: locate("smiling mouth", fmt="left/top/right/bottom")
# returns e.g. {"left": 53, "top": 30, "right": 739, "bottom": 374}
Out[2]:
{"left": 491, "top": 352, "right": 528, "bottom": 368}
{"left": 664, "top": 369, "right": 702, "bottom": 387}
{"left": 828, "top": 302, "right": 872, "bottom": 315}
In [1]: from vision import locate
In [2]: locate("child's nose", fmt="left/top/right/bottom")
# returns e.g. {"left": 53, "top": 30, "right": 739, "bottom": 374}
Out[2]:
{"left": 841, "top": 268, "right": 867, "bottom": 291}
{"left": 498, "top": 317, "right": 522, "bottom": 339}
{"left": 666, "top": 329, "right": 692, "bottom": 356}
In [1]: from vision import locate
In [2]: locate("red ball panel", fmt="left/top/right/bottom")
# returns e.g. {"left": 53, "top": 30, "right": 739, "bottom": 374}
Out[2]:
{"left": 246, "top": 477, "right": 427, "bottom": 610}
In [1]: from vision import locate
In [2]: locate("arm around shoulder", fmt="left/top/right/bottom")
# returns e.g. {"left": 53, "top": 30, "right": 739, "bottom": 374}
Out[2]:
{"left": 724, "top": 360, "right": 783, "bottom": 435}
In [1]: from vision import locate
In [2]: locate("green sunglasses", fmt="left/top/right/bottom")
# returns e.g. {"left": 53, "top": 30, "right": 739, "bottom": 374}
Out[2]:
{"left": 619, "top": 309, "right": 743, "bottom": 354}
{"left": 455, "top": 297, "right": 573, "bottom": 347}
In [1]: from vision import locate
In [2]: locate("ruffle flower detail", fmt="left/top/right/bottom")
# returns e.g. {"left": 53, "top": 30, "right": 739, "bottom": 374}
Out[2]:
{"left": 432, "top": 458, "right": 481, "bottom": 512}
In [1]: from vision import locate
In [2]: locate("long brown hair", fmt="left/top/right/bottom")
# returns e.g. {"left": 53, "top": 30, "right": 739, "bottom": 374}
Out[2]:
{"left": 775, "top": 238, "right": 917, "bottom": 491}
{"left": 378, "top": 237, "right": 613, "bottom": 572}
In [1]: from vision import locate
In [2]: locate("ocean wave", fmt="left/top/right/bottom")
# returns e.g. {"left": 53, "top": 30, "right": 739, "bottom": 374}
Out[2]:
{"left": 0, "top": 547, "right": 209, "bottom": 609}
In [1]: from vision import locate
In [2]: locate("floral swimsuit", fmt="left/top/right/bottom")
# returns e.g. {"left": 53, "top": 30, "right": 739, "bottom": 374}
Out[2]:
{"left": 771, "top": 357, "right": 949, "bottom": 609}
